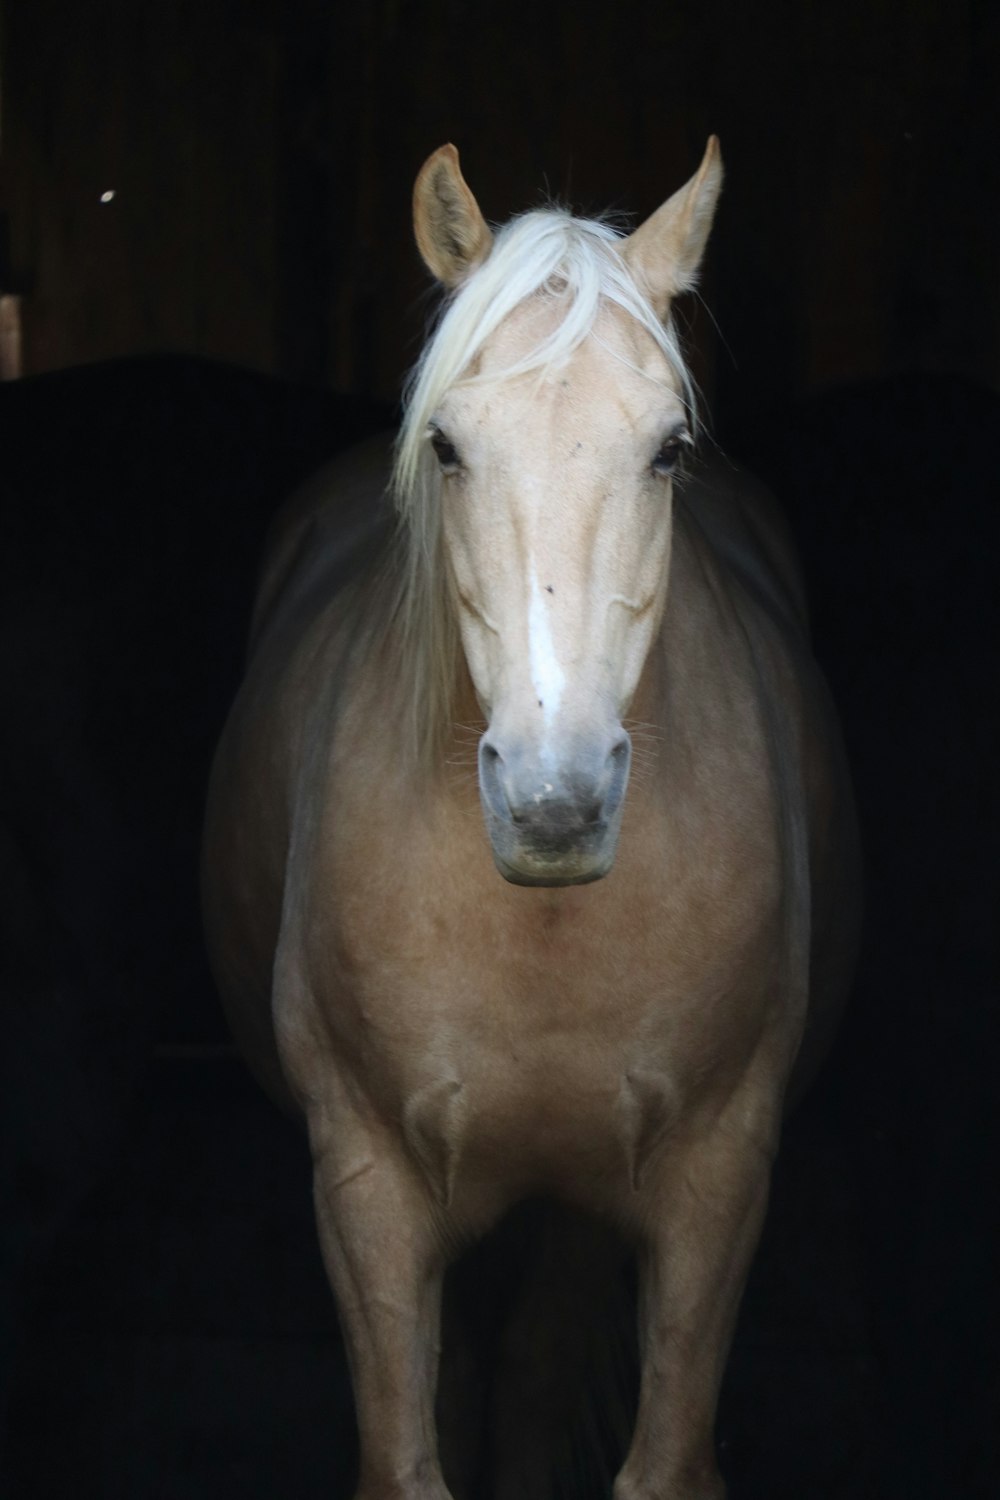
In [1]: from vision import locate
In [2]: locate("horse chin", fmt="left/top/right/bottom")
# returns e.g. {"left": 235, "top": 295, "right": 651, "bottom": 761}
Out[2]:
{"left": 496, "top": 860, "right": 611, "bottom": 888}
{"left": 486, "top": 826, "right": 620, "bottom": 887}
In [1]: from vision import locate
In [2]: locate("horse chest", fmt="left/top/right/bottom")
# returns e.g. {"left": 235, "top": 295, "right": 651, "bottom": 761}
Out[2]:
{"left": 317, "top": 837, "right": 776, "bottom": 1213}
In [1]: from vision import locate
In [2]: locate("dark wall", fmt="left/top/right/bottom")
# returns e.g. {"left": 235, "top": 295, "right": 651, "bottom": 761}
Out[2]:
{"left": 2, "top": 0, "right": 997, "bottom": 413}
{"left": 0, "top": 6, "right": 995, "bottom": 1497}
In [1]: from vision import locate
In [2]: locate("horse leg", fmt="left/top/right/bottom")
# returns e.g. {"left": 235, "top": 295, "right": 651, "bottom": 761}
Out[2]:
{"left": 308, "top": 1107, "right": 452, "bottom": 1500}
{"left": 613, "top": 1089, "right": 778, "bottom": 1500}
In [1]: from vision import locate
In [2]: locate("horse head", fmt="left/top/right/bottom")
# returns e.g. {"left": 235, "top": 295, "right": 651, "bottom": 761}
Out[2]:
{"left": 398, "top": 140, "right": 723, "bottom": 885}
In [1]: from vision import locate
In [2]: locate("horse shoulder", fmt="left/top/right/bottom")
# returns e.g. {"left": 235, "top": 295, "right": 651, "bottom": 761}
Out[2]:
{"left": 668, "top": 456, "right": 863, "bottom": 1092}
{"left": 203, "top": 436, "right": 395, "bottom": 1114}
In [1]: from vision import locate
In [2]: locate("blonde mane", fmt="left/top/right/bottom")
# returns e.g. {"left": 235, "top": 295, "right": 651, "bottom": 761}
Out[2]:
{"left": 388, "top": 207, "right": 696, "bottom": 771}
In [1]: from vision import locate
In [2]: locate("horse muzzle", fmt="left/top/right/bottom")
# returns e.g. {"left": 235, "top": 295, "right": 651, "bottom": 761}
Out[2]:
{"left": 477, "top": 732, "right": 632, "bottom": 886}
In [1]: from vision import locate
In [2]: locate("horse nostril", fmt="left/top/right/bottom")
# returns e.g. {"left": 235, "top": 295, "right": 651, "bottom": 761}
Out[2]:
{"left": 478, "top": 739, "right": 518, "bottom": 821}
{"left": 571, "top": 781, "right": 606, "bottom": 825}
{"left": 601, "top": 733, "right": 632, "bottom": 817}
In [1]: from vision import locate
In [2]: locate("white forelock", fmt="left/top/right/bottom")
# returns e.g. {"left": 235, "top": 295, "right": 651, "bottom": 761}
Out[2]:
{"left": 393, "top": 207, "right": 695, "bottom": 512}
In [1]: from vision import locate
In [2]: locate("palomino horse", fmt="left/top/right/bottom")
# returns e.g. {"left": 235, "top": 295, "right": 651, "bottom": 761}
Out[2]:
{"left": 202, "top": 139, "right": 861, "bottom": 1498}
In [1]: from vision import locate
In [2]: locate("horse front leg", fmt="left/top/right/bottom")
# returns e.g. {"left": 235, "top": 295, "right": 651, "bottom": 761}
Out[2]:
{"left": 614, "top": 1089, "right": 778, "bottom": 1500}
{"left": 308, "top": 1105, "right": 453, "bottom": 1500}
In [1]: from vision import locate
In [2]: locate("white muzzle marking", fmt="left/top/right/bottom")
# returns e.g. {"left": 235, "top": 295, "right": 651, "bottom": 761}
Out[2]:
{"left": 528, "top": 566, "right": 565, "bottom": 735}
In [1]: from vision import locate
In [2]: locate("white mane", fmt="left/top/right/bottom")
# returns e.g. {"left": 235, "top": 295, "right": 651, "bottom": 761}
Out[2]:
{"left": 386, "top": 207, "right": 697, "bottom": 770}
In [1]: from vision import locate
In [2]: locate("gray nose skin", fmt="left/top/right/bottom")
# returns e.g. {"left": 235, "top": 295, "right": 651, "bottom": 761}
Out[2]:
{"left": 477, "top": 735, "right": 632, "bottom": 886}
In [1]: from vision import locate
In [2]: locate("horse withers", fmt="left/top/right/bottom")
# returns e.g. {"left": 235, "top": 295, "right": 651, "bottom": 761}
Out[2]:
{"left": 202, "top": 139, "right": 861, "bottom": 1499}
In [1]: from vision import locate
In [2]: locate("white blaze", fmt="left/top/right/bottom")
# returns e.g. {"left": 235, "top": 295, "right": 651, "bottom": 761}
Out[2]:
{"left": 528, "top": 567, "right": 565, "bottom": 727}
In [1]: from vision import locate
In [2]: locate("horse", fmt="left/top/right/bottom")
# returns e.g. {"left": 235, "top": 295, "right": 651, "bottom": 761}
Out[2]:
{"left": 201, "top": 139, "right": 861, "bottom": 1499}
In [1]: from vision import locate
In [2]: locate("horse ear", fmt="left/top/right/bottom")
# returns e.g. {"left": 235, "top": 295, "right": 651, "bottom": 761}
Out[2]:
{"left": 413, "top": 144, "right": 494, "bottom": 288}
{"left": 623, "top": 137, "right": 723, "bottom": 317}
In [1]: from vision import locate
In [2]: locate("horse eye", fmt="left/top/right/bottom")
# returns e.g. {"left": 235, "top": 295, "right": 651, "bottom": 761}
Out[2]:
{"left": 430, "top": 430, "right": 460, "bottom": 470}
{"left": 652, "top": 433, "right": 690, "bottom": 476}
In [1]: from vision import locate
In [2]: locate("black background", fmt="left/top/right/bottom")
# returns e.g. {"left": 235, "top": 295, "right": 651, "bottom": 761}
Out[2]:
{"left": 0, "top": 1, "right": 996, "bottom": 1495}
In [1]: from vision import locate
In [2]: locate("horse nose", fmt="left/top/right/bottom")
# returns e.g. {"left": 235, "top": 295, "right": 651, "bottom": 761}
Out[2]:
{"left": 478, "top": 733, "right": 632, "bottom": 844}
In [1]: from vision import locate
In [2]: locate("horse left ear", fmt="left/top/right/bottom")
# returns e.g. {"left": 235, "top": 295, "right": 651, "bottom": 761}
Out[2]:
{"left": 623, "top": 137, "right": 724, "bottom": 317}
{"left": 413, "top": 144, "right": 494, "bottom": 288}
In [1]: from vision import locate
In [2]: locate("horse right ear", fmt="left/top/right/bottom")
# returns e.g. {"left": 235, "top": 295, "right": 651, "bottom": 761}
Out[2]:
{"left": 623, "top": 137, "right": 724, "bottom": 318}
{"left": 413, "top": 145, "right": 494, "bottom": 288}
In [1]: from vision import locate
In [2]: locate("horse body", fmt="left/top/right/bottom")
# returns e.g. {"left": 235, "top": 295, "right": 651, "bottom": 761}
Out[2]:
{"left": 203, "top": 142, "right": 860, "bottom": 1499}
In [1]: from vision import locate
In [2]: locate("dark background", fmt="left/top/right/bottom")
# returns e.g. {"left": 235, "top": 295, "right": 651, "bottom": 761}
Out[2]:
{"left": 0, "top": 1, "right": 996, "bottom": 1496}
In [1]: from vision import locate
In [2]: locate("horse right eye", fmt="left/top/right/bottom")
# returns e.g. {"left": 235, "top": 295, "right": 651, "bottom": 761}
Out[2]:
{"left": 652, "top": 430, "right": 690, "bottom": 476}
{"left": 431, "top": 430, "right": 460, "bottom": 469}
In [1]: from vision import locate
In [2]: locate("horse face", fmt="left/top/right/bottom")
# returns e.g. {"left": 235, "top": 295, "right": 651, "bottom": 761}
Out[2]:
{"left": 434, "top": 304, "right": 689, "bottom": 885}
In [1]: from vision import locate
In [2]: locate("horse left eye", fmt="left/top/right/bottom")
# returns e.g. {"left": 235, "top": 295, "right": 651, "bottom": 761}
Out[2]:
{"left": 652, "top": 435, "right": 688, "bottom": 476}
{"left": 431, "top": 430, "right": 460, "bottom": 469}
